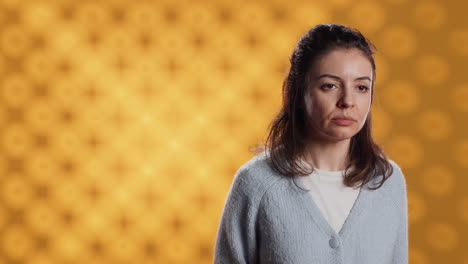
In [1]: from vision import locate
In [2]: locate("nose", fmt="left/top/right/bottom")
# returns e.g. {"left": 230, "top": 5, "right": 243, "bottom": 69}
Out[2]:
{"left": 337, "top": 86, "right": 354, "bottom": 108}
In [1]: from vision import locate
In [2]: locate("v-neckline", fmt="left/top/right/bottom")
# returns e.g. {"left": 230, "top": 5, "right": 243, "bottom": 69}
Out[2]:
{"left": 292, "top": 175, "right": 374, "bottom": 240}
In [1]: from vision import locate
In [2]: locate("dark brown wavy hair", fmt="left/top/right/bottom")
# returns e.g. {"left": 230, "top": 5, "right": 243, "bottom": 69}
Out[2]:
{"left": 250, "top": 23, "right": 393, "bottom": 191}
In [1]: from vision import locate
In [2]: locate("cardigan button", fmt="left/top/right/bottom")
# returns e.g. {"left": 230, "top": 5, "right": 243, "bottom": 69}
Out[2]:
{"left": 329, "top": 237, "right": 339, "bottom": 249}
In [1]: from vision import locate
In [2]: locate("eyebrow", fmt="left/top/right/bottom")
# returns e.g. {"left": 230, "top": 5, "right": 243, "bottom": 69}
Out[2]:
{"left": 315, "top": 73, "right": 372, "bottom": 82}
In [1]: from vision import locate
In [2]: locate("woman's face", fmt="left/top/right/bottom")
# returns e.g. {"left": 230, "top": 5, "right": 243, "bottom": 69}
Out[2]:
{"left": 304, "top": 48, "right": 373, "bottom": 143}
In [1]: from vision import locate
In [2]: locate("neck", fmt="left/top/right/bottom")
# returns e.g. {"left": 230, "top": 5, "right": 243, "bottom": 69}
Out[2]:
{"left": 301, "top": 138, "right": 351, "bottom": 171}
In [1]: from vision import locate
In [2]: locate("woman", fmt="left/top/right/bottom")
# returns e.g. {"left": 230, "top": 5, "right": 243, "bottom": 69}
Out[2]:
{"left": 214, "top": 24, "right": 408, "bottom": 264}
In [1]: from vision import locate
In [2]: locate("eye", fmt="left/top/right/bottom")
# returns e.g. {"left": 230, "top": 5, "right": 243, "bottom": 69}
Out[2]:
{"left": 321, "top": 83, "right": 336, "bottom": 90}
{"left": 358, "top": 85, "right": 369, "bottom": 92}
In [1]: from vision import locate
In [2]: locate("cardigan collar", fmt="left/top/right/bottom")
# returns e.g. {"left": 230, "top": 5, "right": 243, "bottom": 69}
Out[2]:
{"left": 291, "top": 173, "right": 382, "bottom": 241}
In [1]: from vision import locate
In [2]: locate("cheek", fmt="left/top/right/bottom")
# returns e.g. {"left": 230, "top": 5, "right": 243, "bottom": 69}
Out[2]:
{"left": 360, "top": 97, "right": 372, "bottom": 114}
{"left": 304, "top": 92, "right": 335, "bottom": 119}
{"left": 305, "top": 101, "right": 329, "bottom": 123}
{"left": 356, "top": 101, "right": 371, "bottom": 124}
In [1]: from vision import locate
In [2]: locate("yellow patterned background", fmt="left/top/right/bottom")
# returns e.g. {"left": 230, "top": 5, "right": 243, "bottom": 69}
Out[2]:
{"left": 0, "top": 0, "right": 467, "bottom": 263}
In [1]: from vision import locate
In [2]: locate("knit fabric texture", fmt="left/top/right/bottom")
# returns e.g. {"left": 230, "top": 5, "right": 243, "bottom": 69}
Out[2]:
{"left": 214, "top": 152, "right": 408, "bottom": 264}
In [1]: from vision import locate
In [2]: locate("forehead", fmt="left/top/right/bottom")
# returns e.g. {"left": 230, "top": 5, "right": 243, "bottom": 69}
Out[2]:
{"left": 309, "top": 48, "right": 373, "bottom": 80}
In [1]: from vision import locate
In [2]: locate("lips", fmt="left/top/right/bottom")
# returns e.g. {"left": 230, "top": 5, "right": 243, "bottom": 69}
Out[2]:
{"left": 332, "top": 117, "right": 355, "bottom": 125}
{"left": 332, "top": 117, "right": 355, "bottom": 121}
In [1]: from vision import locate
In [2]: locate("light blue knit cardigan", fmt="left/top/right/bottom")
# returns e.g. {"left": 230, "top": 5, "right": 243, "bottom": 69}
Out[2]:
{"left": 214, "top": 152, "right": 408, "bottom": 264}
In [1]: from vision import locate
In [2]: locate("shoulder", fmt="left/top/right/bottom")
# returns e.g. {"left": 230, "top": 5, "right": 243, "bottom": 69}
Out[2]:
{"left": 387, "top": 158, "right": 407, "bottom": 187}
{"left": 375, "top": 158, "right": 408, "bottom": 204}
{"left": 367, "top": 158, "right": 407, "bottom": 196}
{"left": 229, "top": 152, "right": 286, "bottom": 203}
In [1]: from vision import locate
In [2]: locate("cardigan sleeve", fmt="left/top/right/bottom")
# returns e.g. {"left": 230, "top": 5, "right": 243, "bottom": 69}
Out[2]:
{"left": 391, "top": 162, "right": 409, "bottom": 264}
{"left": 213, "top": 167, "right": 261, "bottom": 264}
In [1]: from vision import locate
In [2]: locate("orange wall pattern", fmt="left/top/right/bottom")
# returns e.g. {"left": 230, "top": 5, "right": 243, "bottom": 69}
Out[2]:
{"left": 0, "top": 0, "right": 467, "bottom": 263}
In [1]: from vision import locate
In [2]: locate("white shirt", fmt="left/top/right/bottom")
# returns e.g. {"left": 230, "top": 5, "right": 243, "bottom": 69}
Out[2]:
{"left": 299, "top": 158, "right": 361, "bottom": 234}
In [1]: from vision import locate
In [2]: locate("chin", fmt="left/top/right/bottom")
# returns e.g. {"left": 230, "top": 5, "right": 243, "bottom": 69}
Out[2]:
{"left": 335, "top": 135, "right": 353, "bottom": 140}
{"left": 334, "top": 129, "right": 358, "bottom": 138}
{"left": 324, "top": 131, "right": 355, "bottom": 141}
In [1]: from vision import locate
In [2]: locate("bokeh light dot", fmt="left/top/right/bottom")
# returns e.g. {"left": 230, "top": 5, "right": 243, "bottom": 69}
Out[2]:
{"left": 382, "top": 80, "right": 420, "bottom": 114}
{"left": 387, "top": 135, "right": 424, "bottom": 169}
{"left": 379, "top": 26, "right": 416, "bottom": 59}
{"left": 449, "top": 29, "right": 468, "bottom": 56}
{"left": 408, "top": 190, "right": 426, "bottom": 224}
{"left": 426, "top": 222, "right": 459, "bottom": 251}
{"left": 412, "top": 1, "right": 446, "bottom": 30}
{"left": 421, "top": 165, "right": 454, "bottom": 196}
{"left": 417, "top": 110, "right": 452, "bottom": 140}
{"left": 415, "top": 55, "right": 449, "bottom": 85}
{"left": 459, "top": 197, "right": 468, "bottom": 223}
{"left": 348, "top": 2, "right": 386, "bottom": 34}
{"left": 450, "top": 83, "right": 468, "bottom": 112}
{"left": 454, "top": 139, "right": 468, "bottom": 168}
